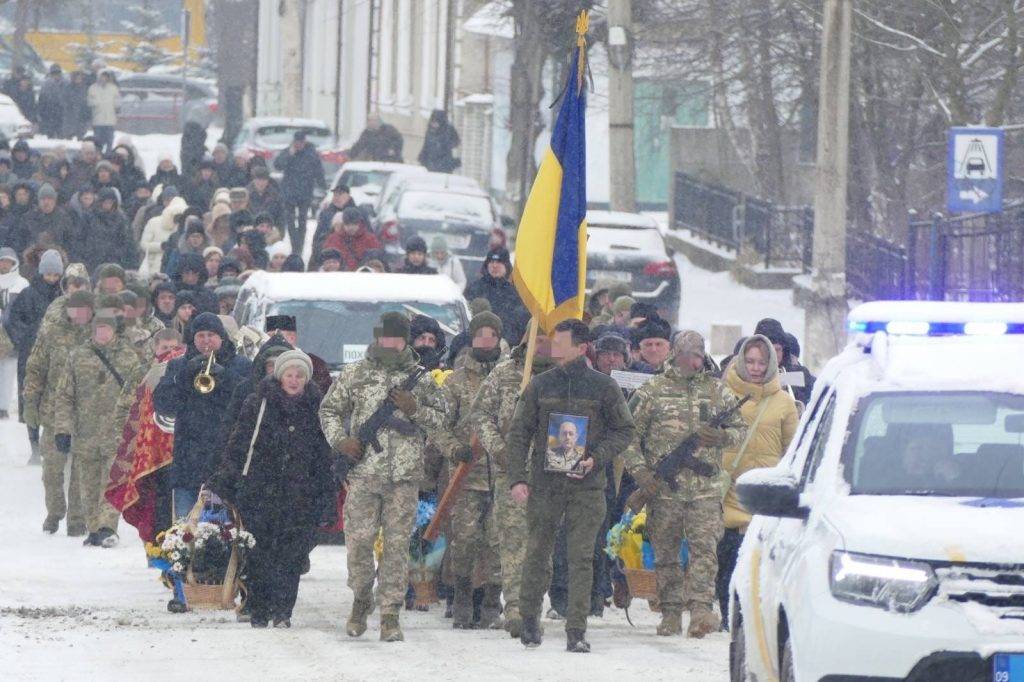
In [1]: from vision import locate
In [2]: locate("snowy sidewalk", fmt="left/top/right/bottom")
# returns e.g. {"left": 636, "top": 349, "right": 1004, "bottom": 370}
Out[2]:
{"left": 0, "top": 418, "right": 728, "bottom": 681}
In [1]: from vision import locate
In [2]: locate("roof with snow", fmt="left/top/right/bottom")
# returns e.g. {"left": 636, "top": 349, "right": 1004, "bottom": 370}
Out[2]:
{"left": 245, "top": 116, "right": 332, "bottom": 130}
{"left": 586, "top": 210, "right": 660, "bottom": 229}
{"left": 240, "top": 271, "right": 466, "bottom": 305}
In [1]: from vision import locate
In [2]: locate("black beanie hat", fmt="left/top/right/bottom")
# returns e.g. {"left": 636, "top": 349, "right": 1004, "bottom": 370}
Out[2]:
{"left": 189, "top": 311, "right": 226, "bottom": 339}
{"left": 754, "top": 318, "right": 787, "bottom": 346}
{"left": 632, "top": 314, "right": 672, "bottom": 344}
{"left": 375, "top": 311, "right": 410, "bottom": 341}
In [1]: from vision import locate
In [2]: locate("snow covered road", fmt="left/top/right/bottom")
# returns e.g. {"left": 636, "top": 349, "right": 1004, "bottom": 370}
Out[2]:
{"left": 0, "top": 418, "right": 729, "bottom": 681}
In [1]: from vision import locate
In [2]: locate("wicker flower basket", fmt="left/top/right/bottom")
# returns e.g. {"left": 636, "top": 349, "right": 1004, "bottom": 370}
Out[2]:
{"left": 623, "top": 567, "right": 660, "bottom": 611}
{"left": 180, "top": 499, "right": 243, "bottom": 611}
{"left": 411, "top": 579, "right": 439, "bottom": 608}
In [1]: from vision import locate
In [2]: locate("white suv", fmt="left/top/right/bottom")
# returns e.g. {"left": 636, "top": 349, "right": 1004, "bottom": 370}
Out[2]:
{"left": 728, "top": 301, "right": 1024, "bottom": 682}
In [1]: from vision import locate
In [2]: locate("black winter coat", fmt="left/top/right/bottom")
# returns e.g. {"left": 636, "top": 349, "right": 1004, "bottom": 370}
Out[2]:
{"left": 463, "top": 273, "right": 531, "bottom": 345}
{"left": 61, "top": 80, "right": 90, "bottom": 139}
{"left": 247, "top": 181, "right": 284, "bottom": 226}
{"left": 8, "top": 207, "right": 73, "bottom": 255}
{"left": 149, "top": 169, "right": 183, "bottom": 192}
{"left": 3, "top": 274, "right": 60, "bottom": 370}
{"left": 154, "top": 341, "right": 252, "bottom": 491}
{"left": 185, "top": 176, "right": 218, "bottom": 211}
{"left": 273, "top": 144, "right": 326, "bottom": 202}
{"left": 180, "top": 122, "right": 207, "bottom": 179}
{"left": 210, "top": 377, "right": 335, "bottom": 533}
{"left": 82, "top": 208, "right": 136, "bottom": 271}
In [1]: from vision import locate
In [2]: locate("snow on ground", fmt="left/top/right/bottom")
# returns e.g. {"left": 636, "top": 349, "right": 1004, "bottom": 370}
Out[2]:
{"left": 0, "top": 416, "right": 730, "bottom": 681}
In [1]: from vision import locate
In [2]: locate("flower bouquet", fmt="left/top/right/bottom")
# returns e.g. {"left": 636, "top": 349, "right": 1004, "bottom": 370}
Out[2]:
{"left": 408, "top": 497, "right": 446, "bottom": 608}
{"left": 605, "top": 510, "right": 691, "bottom": 612}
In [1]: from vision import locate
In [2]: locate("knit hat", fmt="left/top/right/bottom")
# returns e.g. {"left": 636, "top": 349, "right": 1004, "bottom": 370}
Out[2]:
{"left": 186, "top": 216, "right": 206, "bottom": 237}
{"left": 470, "top": 311, "right": 503, "bottom": 337}
{"left": 203, "top": 246, "right": 224, "bottom": 260}
{"left": 430, "top": 235, "right": 449, "bottom": 253}
{"left": 405, "top": 236, "right": 428, "bottom": 254}
{"left": 251, "top": 166, "right": 270, "bottom": 179}
{"left": 672, "top": 330, "right": 706, "bottom": 358}
{"left": 469, "top": 297, "right": 491, "bottom": 316}
{"left": 190, "top": 312, "right": 226, "bottom": 339}
{"left": 632, "top": 314, "right": 672, "bottom": 344}
{"left": 483, "top": 247, "right": 511, "bottom": 270}
{"left": 117, "top": 290, "right": 138, "bottom": 306}
{"left": 375, "top": 311, "right": 410, "bottom": 341}
{"left": 37, "top": 183, "right": 57, "bottom": 201}
{"left": 96, "top": 263, "right": 126, "bottom": 282}
{"left": 612, "top": 295, "right": 636, "bottom": 315}
{"left": 66, "top": 290, "right": 94, "bottom": 309}
{"left": 159, "top": 184, "right": 179, "bottom": 202}
{"left": 594, "top": 332, "right": 629, "bottom": 359}
{"left": 38, "top": 249, "right": 64, "bottom": 276}
{"left": 753, "top": 318, "right": 787, "bottom": 347}
{"left": 92, "top": 314, "right": 117, "bottom": 331}
{"left": 0, "top": 246, "right": 17, "bottom": 264}
{"left": 274, "top": 349, "right": 312, "bottom": 381}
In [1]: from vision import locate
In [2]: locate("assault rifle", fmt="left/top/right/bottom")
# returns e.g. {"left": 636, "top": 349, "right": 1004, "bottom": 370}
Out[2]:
{"left": 655, "top": 395, "right": 751, "bottom": 490}
{"left": 356, "top": 366, "right": 428, "bottom": 453}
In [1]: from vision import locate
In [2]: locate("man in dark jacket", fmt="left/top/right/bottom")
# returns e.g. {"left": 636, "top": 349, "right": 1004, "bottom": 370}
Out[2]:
{"left": 38, "top": 65, "right": 66, "bottom": 139}
{"left": 81, "top": 188, "right": 136, "bottom": 271}
{"left": 463, "top": 247, "right": 530, "bottom": 345}
{"left": 629, "top": 314, "right": 673, "bottom": 374}
{"left": 418, "top": 110, "right": 460, "bottom": 173}
{"left": 506, "top": 319, "right": 636, "bottom": 652}
{"left": 173, "top": 252, "right": 219, "bottom": 314}
{"left": 273, "top": 131, "right": 326, "bottom": 252}
{"left": 153, "top": 312, "right": 252, "bottom": 519}
{"left": 11, "top": 74, "right": 37, "bottom": 124}
{"left": 311, "top": 181, "right": 357, "bottom": 261}
{"left": 247, "top": 166, "right": 283, "bottom": 227}
{"left": 396, "top": 236, "right": 437, "bottom": 275}
{"left": 10, "top": 139, "right": 37, "bottom": 180}
{"left": 10, "top": 184, "right": 73, "bottom": 256}
{"left": 349, "top": 113, "right": 404, "bottom": 162}
{"left": 61, "top": 71, "right": 90, "bottom": 139}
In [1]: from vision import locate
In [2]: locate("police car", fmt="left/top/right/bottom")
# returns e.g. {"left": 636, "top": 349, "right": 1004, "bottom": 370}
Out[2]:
{"left": 728, "top": 301, "right": 1024, "bottom": 682}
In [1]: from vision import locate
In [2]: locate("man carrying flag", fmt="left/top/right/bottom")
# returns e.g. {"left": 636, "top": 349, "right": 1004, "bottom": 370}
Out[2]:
{"left": 504, "top": 12, "right": 636, "bottom": 654}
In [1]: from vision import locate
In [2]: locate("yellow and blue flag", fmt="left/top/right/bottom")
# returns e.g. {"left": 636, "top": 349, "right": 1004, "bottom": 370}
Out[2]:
{"left": 512, "top": 12, "right": 589, "bottom": 333}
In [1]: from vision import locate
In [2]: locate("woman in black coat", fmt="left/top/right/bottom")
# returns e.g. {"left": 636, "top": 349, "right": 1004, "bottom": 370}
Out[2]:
{"left": 209, "top": 350, "right": 336, "bottom": 628}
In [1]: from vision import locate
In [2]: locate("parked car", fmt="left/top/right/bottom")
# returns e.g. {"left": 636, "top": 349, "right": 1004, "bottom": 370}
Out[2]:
{"left": 232, "top": 271, "right": 469, "bottom": 371}
{"left": 584, "top": 210, "right": 679, "bottom": 321}
{"left": 373, "top": 168, "right": 468, "bottom": 217}
{"left": 321, "top": 161, "right": 425, "bottom": 212}
{"left": 233, "top": 116, "right": 347, "bottom": 201}
{"left": 0, "top": 36, "right": 47, "bottom": 82}
{"left": 729, "top": 301, "right": 1024, "bottom": 682}
{"left": 0, "top": 93, "right": 33, "bottom": 139}
{"left": 376, "top": 174, "right": 502, "bottom": 267}
{"left": 116, "top": 73, "right": 221, "bottom": 134}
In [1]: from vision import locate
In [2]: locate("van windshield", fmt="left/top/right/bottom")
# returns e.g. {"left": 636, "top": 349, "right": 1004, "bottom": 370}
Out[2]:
{"left": 844, "top": 392, "right": 1024, "bottom": 498}
{"left": 269, "top": 300, "right": 464, "bottom": 369}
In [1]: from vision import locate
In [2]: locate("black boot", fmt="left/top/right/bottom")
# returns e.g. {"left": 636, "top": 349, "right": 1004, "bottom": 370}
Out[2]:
{"left": 476, "top": 583, "right": 504, "bottom": 630}
{"left": 520, "top": 615, "right": 543, "bottom": 648}
{"left": 82, "top": 532, "right": 100, "bottom": 547}
{"left": 566, "top": 628, "right": 590, "bottom": 653}
{"left": 452, "top": 576, "right": 474, "bottom": 629}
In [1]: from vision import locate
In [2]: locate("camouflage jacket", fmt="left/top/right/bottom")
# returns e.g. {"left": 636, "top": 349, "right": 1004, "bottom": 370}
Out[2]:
{"left": 22, "top": 313, "right": 90, "bottom": 428}
{"left": 35, "top": 294, "right": 70, "bottom": 342}
{"left": 124, "top": 314, "right": 165, "bottom": 359}
{"left": 54, "top": 338, "right": 145, "bottom": 443}
{"left": 319, "top": 345, "right": 447, "bottom": 485}
{"left": 622, "top": 365, "right": 746, "bottom": 501}
{"left": 434, "top": 351, "right": 505, "bottom": 491}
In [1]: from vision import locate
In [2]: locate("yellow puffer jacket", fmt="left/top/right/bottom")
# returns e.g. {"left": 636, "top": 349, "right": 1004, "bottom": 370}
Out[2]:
{"left": 722, "top": 336, "right": 799, "bottom": 531}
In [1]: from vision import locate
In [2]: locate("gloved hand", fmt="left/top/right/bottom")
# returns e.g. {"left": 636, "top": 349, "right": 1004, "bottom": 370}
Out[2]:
{"left": 54, "top": 433, "right": 72, "bottom": 454}
{"left": 338, "top": 436, "right": 364, "bottom": 462}
{"left": 389, "top": 388, "right": 417, "bottom": 417}
{"left": 453, "top": 445, "right": 474, "bottom": 464}
{"left": 625, "top": 469, "right": 660, "bottom": 513}
{"left": 697, "top": 424, "right": 730, "bottom": 448}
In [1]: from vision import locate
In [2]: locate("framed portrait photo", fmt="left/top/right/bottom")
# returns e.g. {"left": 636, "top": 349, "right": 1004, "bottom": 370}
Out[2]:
{"left": 544, "top": 413, "right": 589, "bottom": 474}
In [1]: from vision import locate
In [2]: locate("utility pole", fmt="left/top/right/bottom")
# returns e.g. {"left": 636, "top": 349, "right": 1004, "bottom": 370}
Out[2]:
{"left": 607, "top": 0, "right": 636, "bottom": 212}
{"left": 279, "top": 0, "right": 304, "bottom": 118}
{"left": 804, "top": 0, "right": 851, "bottom": 373}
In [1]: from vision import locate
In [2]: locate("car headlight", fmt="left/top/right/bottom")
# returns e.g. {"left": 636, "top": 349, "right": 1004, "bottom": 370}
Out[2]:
{"left": 829, "top": 551, "right": 936, "bottom": 613}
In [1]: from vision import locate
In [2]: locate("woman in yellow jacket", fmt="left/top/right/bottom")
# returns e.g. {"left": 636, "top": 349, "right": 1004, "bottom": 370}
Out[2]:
{"left": 715, "top": 334, "right": 798, "bottom": 625}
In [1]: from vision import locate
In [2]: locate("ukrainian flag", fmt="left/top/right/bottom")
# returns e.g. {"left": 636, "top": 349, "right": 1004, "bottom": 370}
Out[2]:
{"left": 512, "top": 12, "right": 589, "bottom": 333}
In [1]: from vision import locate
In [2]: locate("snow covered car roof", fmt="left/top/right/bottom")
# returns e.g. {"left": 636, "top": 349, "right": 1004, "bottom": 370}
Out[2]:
{"left": 240, "top": 271, "right": 467, "bottom": 305}
{"left": 400, "top": 173, "right": 484, "bottom": 194}
{"left": 586, "top": 210, "right": 660, "bottom": 230}
{"left": 244, "top": 116, "right": 331, "bottom": 131}
{"left": 339, "top": 161, "right": 424, "bottom": 173}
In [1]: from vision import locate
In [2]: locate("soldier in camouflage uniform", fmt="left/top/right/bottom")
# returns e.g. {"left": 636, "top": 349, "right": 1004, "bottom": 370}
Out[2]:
{"left": 319, "top": 312, "right": 446, "bottom": 642}
{"left": 432, "top": 311, "right": 506, "bottom": 630}
{"left": 622, "top": 330, "right": 745, "bottom": 638}
{"left": 54, "top": 313, "right": 145, "bottom": 548}
{"left": 119, "top": 289, "right": 164, "bottom": 359}
{"left": 23, "top": 289, "right": 94, "bottom": 535}
{"left": 34, "top": 264, "right": 91, "bottom": 345}
{"left": 469, "top": 333, "right": 557, "bottom": 637}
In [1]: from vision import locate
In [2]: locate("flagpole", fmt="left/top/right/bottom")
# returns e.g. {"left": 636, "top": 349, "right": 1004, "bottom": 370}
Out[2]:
{"left": 519, "top": 317, "right": 539, "bottom": 392}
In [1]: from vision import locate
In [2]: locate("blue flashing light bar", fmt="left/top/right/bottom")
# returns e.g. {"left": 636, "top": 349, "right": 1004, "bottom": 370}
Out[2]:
{"left": 849, "top": 320, "right": 1024, "bottom": 336}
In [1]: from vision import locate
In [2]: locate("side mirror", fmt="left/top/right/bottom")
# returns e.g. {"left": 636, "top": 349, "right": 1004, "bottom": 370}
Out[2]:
{"left": 736, "top": 469, "right": 809, "bottom": 520}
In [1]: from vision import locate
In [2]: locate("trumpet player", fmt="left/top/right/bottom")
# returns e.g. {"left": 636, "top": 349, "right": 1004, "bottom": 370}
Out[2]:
{"left": 154, "top": 312, "right": 252, "bottom": 520}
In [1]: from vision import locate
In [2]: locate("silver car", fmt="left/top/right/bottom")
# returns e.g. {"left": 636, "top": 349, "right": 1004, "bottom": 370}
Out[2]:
{"left": 116, "top": 73, "right": 221, "bottom": 134}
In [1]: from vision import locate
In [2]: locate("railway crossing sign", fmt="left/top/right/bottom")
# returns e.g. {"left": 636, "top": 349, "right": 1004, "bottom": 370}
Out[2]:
{"left": 947, "top": 127, "right": 1003, "bottom": 214}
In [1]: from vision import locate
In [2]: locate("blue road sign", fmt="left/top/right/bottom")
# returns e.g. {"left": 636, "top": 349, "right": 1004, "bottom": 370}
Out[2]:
{"left": 948, "top": 126, "right": 1003, "bottom": 214}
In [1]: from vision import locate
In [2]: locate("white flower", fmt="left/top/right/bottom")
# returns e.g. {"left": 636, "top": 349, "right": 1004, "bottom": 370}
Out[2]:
{"left": 172, "top": 562, "right": 183, "bottom": 572}
{"left": 170, "top": 551, "right": 180, "bottom": 561}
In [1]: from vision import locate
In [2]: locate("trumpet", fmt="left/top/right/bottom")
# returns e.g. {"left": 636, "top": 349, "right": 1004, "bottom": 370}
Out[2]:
{"left": 193, "top": 352, "right": 217, "bottom": 394}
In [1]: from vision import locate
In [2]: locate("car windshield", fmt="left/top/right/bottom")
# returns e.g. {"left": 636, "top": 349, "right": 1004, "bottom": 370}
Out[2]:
{"left": 845, "top": 392, "right": 1024, "bottom": 498}
{"left": 255, "top": 126, "right": 333, "bottom": 148}
{"left": 398, "top": 191, "right": 492, "bottom": 223}
{"left": 340, "top": 169, "right": 391, "bottom": 189}
{"left": 269, "top": 300, "right": 464, "bottom": 368}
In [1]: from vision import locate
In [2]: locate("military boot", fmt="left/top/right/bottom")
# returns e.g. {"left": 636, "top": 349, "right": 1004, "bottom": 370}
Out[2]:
{"left": 66, "top": 521, "right": 86, "bottom": 537}
{"left": 380, "top": 613, "right": 404, "bottom": 642}
{"left": 687, "top": 604, "right": 721, "bottom": 639}
{"left": 477, "top": 583, "right": 504, "bottom": 630}
{"left": 452, "top": 576, "right": 474, "bottom": 629}
{"left": 520, "top": 615, "right": 543, "bottom": 648}
{"left": 42, "top": 515, "right": 59, "bottom": 534}
{"left": 656, "top": 608, "right": 683, "bottom": 636}
{"left": 346, "top": 599, "right": 373, "bottom": 637}
{"left": 566, "top": 628, "right": 591, "bottom": 653}
{"left": 26, "top": 439, "right": 40, "bottom": 465}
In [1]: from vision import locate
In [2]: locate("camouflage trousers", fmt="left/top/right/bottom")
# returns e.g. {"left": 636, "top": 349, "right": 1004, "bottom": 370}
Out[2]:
{"left": 41, "top": 428, "right": 83, "bottom": 526}
{"left": 492, "top": 471, "right": 528, "bottom": 617}
{"left": 343, "top": 478, "right": 418, "bottom": 616}
{"left": 647, "top": 494, "right": 724, "bottom": 613}
{"left": 75, "top": 442, "right": 121, "bottom": 533}
{"left": 448, "top": 489, "right": 500, "bottom": 584}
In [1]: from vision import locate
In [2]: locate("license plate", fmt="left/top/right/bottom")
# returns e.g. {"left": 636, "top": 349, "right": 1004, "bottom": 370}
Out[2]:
{"left": 590, "top": 269, "right": 632, "bottom": 283}
{"left": 994, "top": 654, "right": 1024, "bottom": 682}
{"left": 419, "top": 232, "right": 471, "bottom": 250}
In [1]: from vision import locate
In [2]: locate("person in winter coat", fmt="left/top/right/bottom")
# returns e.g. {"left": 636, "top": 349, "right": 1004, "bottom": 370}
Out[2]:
{"left": 223, "top": 334, "right": 293, "bottom": 429}
{"left": 209, "top": 349, "right": 335, "bottom": 628}
{"left": 87, "top": 71, "right": 120, "bottom": 152}
{"left": 428, "top": 236, "right": 466, "bottom": 289}
{"left": 11, "top": 74, "right": 37, "bottom": 123}
{"left": 185, "top": 161, "right": 219, "bottom": 212}
{"left": 348, "top": 113, "right": 404, "bottom": 162}
{"left": 321, "top": 207, "right": 381, "bottom": 271}
{"left": 273, "top": 131, "right": 326, "bottom": 251}
{"left": 92, "top": 160, "right": 120, "bottom": 194}
{"left": 38, "top": 65, "right": 66, "bottom": 139}
{"left": 80, "top": 188, "right": 135, "bottom": 271}
{"left": 65, "top": 141, "right": 99, "bottom": 195}
{"left": 113, "top": 143, "right": 147, "bottom": 199}
{"left": 139, "top": 196, "right": 188, "bottom": 277}
{"left": 311, "top": 181, "right": 357, "bottom": 262}
{"left": 148, "top": 155, "right": 183, "bottom": 192}
{"left": 151, "top": 281, "right": 177, "bottom": 327}
{"left": 7, "top": 183, "right": 72, "bottom": 256}
{"left": 409, "top": 313, "right": 448, "bottom": 371}
{"left": 153, "top": 312, "right": 252, "bottom": 519}
{"left": 396, "top": 236, "right": 437, "bottom": 275}
{"left": 61, "top": 71, "right": 90, "bottom": 139}
{"left": 0, "top": 247, "right": 29, "bottom": 418}
{"left": 179, "top": 121, "right": 207, "bottom": 180}
{"left": 10, "top": 139, "right": 37, "bottom": 180}
{"left": 418, "top": 110, "right": 460, "bottom": 173}
{"left": 172, "top": 252, "right": 218, "bottom": 314}
{"left": 0, "top": 181, "right": 33, "bottom": 243}
{"left": 714, "top": 334, "right": 798, "bottom": 623}
{"left": 463, "top": 247, "right": 530, "bottom": 345}
{"left": 246, "top": 167, "right": 283, "bottom": 227}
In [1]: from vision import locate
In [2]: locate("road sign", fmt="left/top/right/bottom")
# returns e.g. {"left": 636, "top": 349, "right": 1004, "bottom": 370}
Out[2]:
{"left": 947, "top": 126, "right": 1003, "bottom": 213}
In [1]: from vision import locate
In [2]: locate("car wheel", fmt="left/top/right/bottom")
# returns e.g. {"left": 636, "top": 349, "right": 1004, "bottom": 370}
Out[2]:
{"left": 781, "top": 637, "right": 796, "bottom": 682}
{"left": 729, "top": 613, "right": 748, "bottom": 682}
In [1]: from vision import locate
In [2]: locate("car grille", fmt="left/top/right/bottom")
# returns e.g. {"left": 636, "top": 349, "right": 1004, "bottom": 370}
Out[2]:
{"left": 936, "top": 564, "right": 1024, "bottom": 619}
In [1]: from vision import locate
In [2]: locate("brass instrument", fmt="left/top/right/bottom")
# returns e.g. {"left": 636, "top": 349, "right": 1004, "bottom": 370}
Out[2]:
{"left": 193, "top": 352, "right": 216, "bottom": 394}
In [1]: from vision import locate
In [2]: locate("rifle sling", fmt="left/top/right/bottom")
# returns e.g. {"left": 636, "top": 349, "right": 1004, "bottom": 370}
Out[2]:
{"left": 90, "top": 346, "right": 125, "bottom": 388}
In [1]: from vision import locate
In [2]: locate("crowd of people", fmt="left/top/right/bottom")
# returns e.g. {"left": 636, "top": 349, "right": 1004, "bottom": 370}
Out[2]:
{"left": 0, "top": 107, "right": 817, "bottom": 651}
